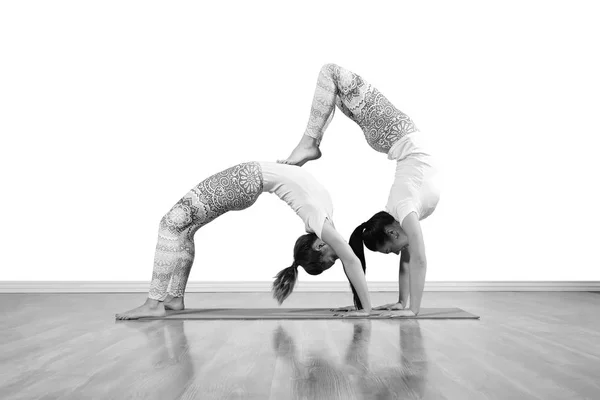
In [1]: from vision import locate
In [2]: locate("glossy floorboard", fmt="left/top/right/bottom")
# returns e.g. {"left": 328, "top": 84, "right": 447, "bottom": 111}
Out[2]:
{"left": 141, "top": 307, "right": 479, "bottom": 320}
{"left": 1, "top": 292, "right": 599, "bottom": 399}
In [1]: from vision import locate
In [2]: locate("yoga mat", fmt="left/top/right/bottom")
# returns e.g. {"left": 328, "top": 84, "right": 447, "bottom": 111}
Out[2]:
{"left": 141, "top": 307, "right": 479, "bottom": 320}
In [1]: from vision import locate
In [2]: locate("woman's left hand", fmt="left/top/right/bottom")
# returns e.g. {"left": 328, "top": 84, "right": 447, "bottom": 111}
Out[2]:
{"left": 330, "top": 305, "right": 356, "bottom": 312}
{"left": 333, "top": 310, "right": 372, "bottom": 318}
{"left": 379, "top": 309, "right": 416, "bottom": 318}
{"left": 373, "top": 302, "right": 404, "bottom": 311}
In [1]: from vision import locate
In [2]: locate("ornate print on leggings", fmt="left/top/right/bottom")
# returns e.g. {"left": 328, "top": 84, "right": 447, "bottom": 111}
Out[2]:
{"left": 305, "top": 63, "right": 418, "bottom": 153}
{"left": 149, "top": 162, "right": 263, "bottom": 300}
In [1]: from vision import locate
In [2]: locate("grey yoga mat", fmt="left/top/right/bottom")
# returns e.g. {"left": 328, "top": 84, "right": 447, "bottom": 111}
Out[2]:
{"left": 141, "top": 307, "right": 480, "bottom": 320}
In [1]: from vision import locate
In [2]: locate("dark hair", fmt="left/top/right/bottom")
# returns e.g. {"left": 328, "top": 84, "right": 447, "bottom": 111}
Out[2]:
{"left": 348, "top": 211, "right": 396, "bottom": 309}
{"left": 272, "top": 233, "right": 325, "bottom": 304}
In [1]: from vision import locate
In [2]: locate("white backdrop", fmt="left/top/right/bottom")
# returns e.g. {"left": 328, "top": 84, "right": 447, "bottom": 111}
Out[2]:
{"left": 1, "top": 0, "right": 599, "bottom": 282}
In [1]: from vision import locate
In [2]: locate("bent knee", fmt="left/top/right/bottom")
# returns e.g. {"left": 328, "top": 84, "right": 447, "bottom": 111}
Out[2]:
{"left": 159, "top": 203, "right": 195, "bottom": 233}
{"left": 320, "top": 63, "right": 338, "bottom": 77}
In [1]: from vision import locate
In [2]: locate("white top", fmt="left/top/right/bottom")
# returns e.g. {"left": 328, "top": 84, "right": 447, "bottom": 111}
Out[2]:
{"left": 259, "top": 162, "right": 334, "bottom": 239}
{"left": 387, "top": 130, "right": 433, "bottom": 162}
{"left": 386, "top": 132, "right": 441, "bottom": 227}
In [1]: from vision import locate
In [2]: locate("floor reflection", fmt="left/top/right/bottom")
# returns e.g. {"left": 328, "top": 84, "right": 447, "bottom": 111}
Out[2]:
{"left": 100, "top": 320, "right": 195, "bottom": 399}
{"left": 272, "top": 320, "right": 428, "bottom": 399}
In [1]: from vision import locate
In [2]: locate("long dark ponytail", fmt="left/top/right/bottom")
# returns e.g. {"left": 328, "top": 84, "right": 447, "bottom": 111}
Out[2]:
{"left": 272, "top": 262, "right": 299, "bottom": 305}
{"left": 272, "top": 233, "right": 323, "bottom": 305}
{"left": 348, "top": 223, "right": 368, "bottom": 309}
{"left": 348, "top": 211, "right": 397, "bottom": 309}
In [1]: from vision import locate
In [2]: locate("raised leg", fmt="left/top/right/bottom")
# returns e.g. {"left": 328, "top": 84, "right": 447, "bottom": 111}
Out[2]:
{"left": 278, "top": 63, "right": 368, "bottom": 166}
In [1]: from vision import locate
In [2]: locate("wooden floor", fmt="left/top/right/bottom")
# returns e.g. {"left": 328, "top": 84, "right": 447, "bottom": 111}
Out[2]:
{"left": 1, "top": 292, "right": 600, "bottom": 400}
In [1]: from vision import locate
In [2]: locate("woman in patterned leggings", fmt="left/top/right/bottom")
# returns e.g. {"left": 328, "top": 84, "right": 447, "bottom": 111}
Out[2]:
{"left": 116, "top": 161, "right": 373, "bottom": 320}
{"left": 279, "top": 64, "right": 441, "bottom": 317}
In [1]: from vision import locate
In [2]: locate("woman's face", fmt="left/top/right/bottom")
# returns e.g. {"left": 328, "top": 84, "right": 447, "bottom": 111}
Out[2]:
{"left": 377, "top": 239, "right": 403, "bottom": 255}
{"left": 376, "top": 226, "right": 409, "bottom": 255}
{"left": 311, "top": 238, "right": 338, "bottom": 270}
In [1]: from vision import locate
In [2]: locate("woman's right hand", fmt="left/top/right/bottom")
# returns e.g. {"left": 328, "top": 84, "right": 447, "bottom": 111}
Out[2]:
{"left": 333, "top": 309, "right": 371, "bottom": 318}
{"left": 373, "top": 302, "right": 405, "bottom": 311}
{"left": 329, "top": 305, "right": 356, "bottom": 312}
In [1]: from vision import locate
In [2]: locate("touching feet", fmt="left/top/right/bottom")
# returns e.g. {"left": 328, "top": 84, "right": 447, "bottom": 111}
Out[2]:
{"left": 163, "top": 294, "right": 185, "bottom": 311}
{"left": 277, "top": 135, "right": 321, "bottom": 166}
{"left": 115, "top": 298, "right": 166, "bottom": 320}
{"left": 115, "top": 295, "right": 186, "bottom": 320}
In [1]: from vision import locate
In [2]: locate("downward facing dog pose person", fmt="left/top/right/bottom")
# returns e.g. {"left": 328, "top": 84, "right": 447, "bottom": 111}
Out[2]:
{"left": 116, "top": 161, "right": 372, "bottom": 320}
{"left": 279, "top": 64, "right": 440, "bottom": 316}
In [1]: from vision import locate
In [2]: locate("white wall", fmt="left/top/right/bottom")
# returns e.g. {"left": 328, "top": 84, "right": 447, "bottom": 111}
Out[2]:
{"left": 1, "top": 0, "right": 599, "bottom": 282}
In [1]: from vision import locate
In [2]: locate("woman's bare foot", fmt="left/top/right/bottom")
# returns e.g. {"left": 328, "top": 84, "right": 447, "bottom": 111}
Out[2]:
{"left": 163, "top": 294, "right": 185, "bottom": 311}
{"left": 115, "top": 298, "right": 167, "bottom": 320}
{"left": 277, "top": 136, "right": 322, "bottom": 166}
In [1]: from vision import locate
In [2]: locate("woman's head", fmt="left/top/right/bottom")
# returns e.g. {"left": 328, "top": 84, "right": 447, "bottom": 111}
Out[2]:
{"left": 347, "top": 211, "right": 408, "bottom": 308}
{"left": 360, "top": 211, "right": 408, "bottom": 255}
{"left": 272, "top": 233, "right": 338, "bottom": 304}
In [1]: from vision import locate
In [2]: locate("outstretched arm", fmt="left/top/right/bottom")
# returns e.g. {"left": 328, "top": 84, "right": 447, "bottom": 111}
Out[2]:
{"left": 398, "top": 249, "right": 410, "bottom": 307}
{"left": 321, "top": 221, "right": 372, "bottom": 313}
{"left": 402, "top": 212, "right": 427, "bottom": 315}
{"left": 372, "top": 250, "right": 409, "bottom": 311}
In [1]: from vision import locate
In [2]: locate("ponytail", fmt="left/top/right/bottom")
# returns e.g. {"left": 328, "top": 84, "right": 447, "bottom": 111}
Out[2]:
{"left": 346, "top": 211, "right": 397, "bottom": 309}
{"left": 347, "top": 223, "right": 368, "bottom": 309}
{"left": 272, "top": 262, "right": 299, "bottom": 305}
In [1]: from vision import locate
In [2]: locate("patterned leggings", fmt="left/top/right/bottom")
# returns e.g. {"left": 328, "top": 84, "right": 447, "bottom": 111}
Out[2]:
{"left": 304, "top": 64, "right": 419, "bottom": 154}
{"left": 148, "top": 162, "right": 264, "bottom": 301}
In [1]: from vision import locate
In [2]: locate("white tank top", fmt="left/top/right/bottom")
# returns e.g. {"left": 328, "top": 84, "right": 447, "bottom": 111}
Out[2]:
{"left": 259, "top": 162, "right": 334, "bottom": 239}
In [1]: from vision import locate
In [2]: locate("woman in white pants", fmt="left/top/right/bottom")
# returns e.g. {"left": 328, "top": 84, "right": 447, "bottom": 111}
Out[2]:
{"left": 116, "top": 161, "right": 373, "bottom": 319}
{"left": 279, "top": 64, "right": 441, "bottom": 316}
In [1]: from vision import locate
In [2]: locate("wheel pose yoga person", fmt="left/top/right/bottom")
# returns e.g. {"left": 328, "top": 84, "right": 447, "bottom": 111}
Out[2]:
{"left": 116, "top": 161, "right": 373, "bottom": 320}
{"left": 279, "top": 64, "right": 440, "bottom": 316}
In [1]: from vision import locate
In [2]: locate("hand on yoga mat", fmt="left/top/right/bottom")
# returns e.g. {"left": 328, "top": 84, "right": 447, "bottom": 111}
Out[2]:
{"left": 373, "top": 302, "right": 405, "bottom": 311}
{"left": 329, "top": 305, "right": 356, "bottom": 312}
{"left": 332, "top": 310, "right": 372, "bottom": 318}
{"left": 380, "top": 309, "right": 416, "bottom": 318}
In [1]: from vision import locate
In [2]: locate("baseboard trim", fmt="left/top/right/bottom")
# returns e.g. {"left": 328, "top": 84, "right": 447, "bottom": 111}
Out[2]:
{"left": 1, "top": 281, "right": 599, "bottom": 293}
